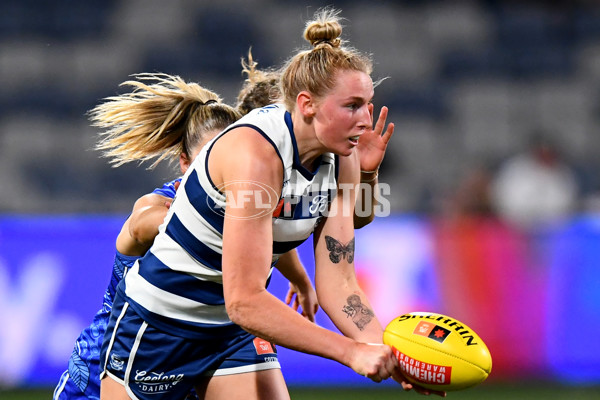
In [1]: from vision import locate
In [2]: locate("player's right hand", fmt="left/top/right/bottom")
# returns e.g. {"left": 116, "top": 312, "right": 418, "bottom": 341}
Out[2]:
{"left": 349, "top": 342, "right": 397, "bottom": 383}
{"left": 350, "top": 343, "right": 447, "bottom": 396}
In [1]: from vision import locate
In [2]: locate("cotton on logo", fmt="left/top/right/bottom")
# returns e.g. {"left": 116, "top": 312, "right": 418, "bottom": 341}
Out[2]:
{"left": 209, "top": 180, "right": 279, "bottom": 220}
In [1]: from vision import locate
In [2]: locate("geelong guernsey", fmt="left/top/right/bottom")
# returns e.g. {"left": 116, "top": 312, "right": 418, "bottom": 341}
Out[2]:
{"left": 123, "top": 104, "right": 338, "bottom": 339}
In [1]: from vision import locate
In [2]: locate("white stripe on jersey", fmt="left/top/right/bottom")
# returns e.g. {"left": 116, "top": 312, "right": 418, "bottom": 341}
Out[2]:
{"left": 170, "top": 177, "right": 223, "bottom": 252}
{"left": 272, "top": 218, "right": 319, "bottom": 242}
{"left": 151, "top": 234, "right": 222, "bottom": 282}
{"left": 205, "top": 360, "right": 281, "bottom": 377}
{"left": 125, "top": 262, "right": 230, "bottom": 325}
{"left": 123, "top": 321, "right": 147, "bottom": 399}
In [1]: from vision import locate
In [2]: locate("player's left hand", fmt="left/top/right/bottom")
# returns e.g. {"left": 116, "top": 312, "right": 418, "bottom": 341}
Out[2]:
{"left": 285, "top": 282, "right": 319, "bottom": 322}
{"left": 357, "top": 105, "right": 394, "bottom": 173}
{"left": 391, "top": 363, "right": 447, "bottom": 397}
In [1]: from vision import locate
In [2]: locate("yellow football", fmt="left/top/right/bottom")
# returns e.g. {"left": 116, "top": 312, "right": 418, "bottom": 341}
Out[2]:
{"left": 383, "top": 312, "right": 492, "bottom": 391}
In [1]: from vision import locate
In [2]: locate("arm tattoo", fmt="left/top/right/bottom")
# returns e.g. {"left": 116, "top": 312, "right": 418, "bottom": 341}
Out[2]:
{"left": 342, "top": 294, "right": 374, "bottom": 331}
{"left": 325, "top": 235, "right": 355, "bottom": 263}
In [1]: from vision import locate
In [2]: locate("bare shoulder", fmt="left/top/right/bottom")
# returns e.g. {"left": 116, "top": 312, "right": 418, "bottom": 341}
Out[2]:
{"left": 209, "top": 126, "right": 283, "bottom": 184}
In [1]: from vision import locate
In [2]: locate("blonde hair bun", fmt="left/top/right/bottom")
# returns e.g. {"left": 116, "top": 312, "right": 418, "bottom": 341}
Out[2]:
{"left": 304, "top": 8, "right": 342, "bottom": 48}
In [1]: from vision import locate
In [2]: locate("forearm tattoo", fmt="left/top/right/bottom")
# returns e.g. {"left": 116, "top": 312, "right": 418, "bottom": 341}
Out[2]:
{"left": 325, "top": 235, "right": 355, "bottom": 263}
{"left": 342, "top": 294, "right": 374, "bottom": 331}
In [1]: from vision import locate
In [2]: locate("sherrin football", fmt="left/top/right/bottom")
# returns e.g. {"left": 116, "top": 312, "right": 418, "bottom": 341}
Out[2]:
{"left": 383, "top": 312, "right": 492, "bottom": 391}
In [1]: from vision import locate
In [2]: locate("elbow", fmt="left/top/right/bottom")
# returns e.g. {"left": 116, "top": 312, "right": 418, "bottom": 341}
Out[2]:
{"left": 129, "top": 224, "right": 150, "bottom": 246}
{"left": 226, "top": 299, "right": 242, "bottom": 325}
{"left": 225, "top": 288, "right": 266, "bottom": 330}
{"left": 225, "top": 296, "right": 251, "bottom": 328}
{"left": 129, "top": 224, "right": 142, "bottom": 243}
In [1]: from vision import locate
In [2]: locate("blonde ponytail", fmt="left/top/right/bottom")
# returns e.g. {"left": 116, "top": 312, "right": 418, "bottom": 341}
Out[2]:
{"left": 92, "top": 73, "right": 241, "bottom": 168}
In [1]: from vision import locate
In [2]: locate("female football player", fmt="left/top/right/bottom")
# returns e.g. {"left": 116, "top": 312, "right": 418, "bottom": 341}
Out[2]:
{"left": 100, "top": 8, "right": 442, "bottom": 399}
{"left": 53, "top": 73, "right": 318, "bottom": 400}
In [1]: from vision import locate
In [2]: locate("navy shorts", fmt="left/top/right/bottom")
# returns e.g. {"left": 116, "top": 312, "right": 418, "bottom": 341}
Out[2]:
{"left": 99, "top": 292, "right": 280, "bottom": 400}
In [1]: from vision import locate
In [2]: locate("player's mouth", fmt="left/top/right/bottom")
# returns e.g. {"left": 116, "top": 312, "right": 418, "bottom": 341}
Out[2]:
{"left": 349, "top": 135, "right": 360, "bottom": 146}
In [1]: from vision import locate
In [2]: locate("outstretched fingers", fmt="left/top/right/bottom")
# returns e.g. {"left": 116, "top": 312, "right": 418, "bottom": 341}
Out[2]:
{"left": 375, "top": 107, "right": 394, "bottom": 144}
{"left": 391, "top": 367, "right": 414, "bottom": 391}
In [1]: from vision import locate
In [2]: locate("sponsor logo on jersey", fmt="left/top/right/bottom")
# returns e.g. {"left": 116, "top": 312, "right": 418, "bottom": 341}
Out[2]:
{"left": 257, "top": 104, "right": 279, "bottom": 114}
{"left": 272, "top": 198, "right": 293, "bottom": 218}
{"left": 134, "top": 370, "right": 184, "bottom": 394}
{"left": 272, "top": 190, "right": 332, "bottom": 219}
{"left": 109, "top": 353, "right": 125, "bottom": 371}
{"left": 253, "top": 337, "right": 276, "bottom": 355}
{"left": 308, "top": 194, "right": 329, "bottom": 214}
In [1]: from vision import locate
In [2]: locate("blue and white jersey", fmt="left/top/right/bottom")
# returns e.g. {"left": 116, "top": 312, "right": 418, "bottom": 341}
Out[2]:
{"left": 123, "top": 104, "right": 338, "bottom": 339}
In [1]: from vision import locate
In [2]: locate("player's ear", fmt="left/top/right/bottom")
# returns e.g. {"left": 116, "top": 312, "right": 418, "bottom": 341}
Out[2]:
{"left": 297, "top": 91, "right": 316, "bottom": 118}
{"left": 179, "top": 153, "right": 191, "bottom": 173}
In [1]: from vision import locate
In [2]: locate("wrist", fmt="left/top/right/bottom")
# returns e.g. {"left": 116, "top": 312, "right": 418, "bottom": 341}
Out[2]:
{"left": 296, "top": 278, "right": 312, "bottom": 292}
{"left": 289, "top": 276, "right": 310, "bottom": 291}
{"left": 340, "top": 337, "right": 361, "bottom": 368}
{"left": 360, "top": 169, "right": 378, "bottom": 182}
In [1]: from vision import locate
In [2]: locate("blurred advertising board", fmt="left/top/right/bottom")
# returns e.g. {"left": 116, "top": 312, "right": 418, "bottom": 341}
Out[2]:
{"left": 0, "top": 215, "right": 598, "bottom": 388}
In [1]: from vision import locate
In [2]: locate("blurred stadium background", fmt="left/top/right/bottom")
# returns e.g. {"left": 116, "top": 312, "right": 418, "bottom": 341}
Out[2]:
{"left": 1, "top": 0, "right": 599, "bottom": 398}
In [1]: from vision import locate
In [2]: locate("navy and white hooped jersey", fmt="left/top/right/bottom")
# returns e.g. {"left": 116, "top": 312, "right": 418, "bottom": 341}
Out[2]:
{"left": 124, "top": 104, "right": 339, "bottom": 339}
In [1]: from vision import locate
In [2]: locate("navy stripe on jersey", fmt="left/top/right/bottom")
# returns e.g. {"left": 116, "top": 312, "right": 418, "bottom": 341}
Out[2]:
{"left": 184, "top": 170, "right": 224, "bottom": 234}
{"left": 165, "top": 213, "right": 222, "bottom": 271}
{"left": 285, "top": 112, "right": 323, "bottom": 180}
{"left": 121, "top": 285, "right": 244, "bottom": 340}
{"left": 137, "top": 252, "right": 225, "bottom": 305}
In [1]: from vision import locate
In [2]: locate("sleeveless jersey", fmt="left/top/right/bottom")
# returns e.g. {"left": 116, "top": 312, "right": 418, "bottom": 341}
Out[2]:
{"left": 54, "top": 179, "right": 180, "bottom": 399}
{"left": 123, "top": 104, "right": 339, "bottom": 339}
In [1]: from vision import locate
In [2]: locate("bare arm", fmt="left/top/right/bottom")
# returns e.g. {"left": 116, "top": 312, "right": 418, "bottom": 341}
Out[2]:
{"left": 315, "top": 149, "right": 446, "bottom": 397}
{"left": 314, "top": 150, "right": 384, "bottom": 343}
{"left": 115, "top": 192, "right": 172, "bottom": 256}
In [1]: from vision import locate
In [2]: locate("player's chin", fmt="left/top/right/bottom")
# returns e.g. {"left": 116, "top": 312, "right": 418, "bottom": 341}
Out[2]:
{"left": 334, "top": 145, "right": 356, "bottom": 157}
